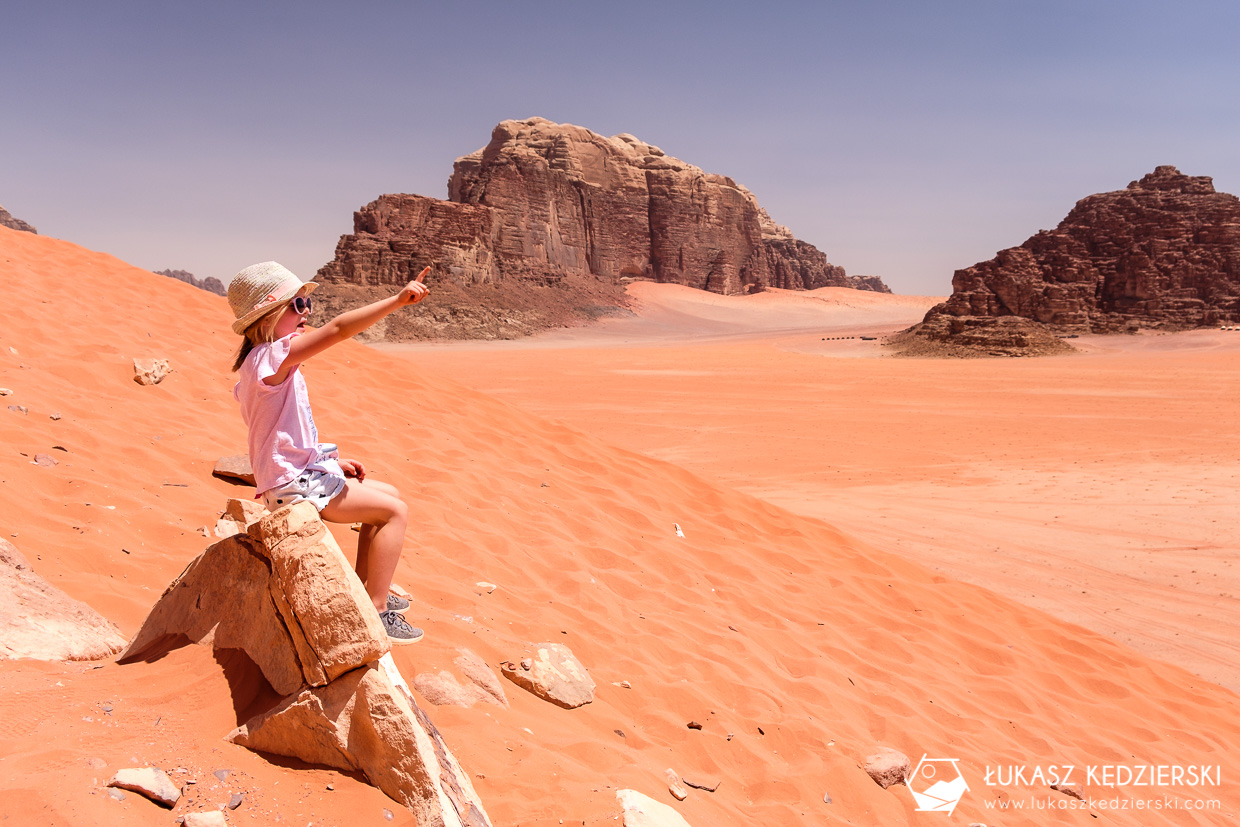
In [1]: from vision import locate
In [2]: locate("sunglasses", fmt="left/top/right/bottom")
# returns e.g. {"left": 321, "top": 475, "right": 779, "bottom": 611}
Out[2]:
{"left": 289, "top": 296, "right": 313, "bottom": 315}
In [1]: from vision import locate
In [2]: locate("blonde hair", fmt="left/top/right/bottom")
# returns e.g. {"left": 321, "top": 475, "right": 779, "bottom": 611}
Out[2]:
{"left": 231, "top": 303, "right": 288, "bottom": 371}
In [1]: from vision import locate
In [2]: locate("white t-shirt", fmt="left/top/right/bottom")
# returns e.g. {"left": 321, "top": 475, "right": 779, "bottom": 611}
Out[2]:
{"left": 233, "top": 333, "right": 321, "bottom": 494}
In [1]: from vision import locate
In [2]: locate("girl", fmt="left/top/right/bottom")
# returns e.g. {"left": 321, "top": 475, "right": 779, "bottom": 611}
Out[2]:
{"left": 228, "top": 261, "right": 429, "bottom": 644}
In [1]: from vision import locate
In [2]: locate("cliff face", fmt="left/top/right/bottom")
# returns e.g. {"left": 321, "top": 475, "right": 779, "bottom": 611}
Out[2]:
{"left": 315, "top": 118, "right": 887, "bottom": 340}
{"left": 909, "top": 166, "right": 1240, "bottom": 352}
{"left": 0, "top": 205, "right": 37, "bottom": 234}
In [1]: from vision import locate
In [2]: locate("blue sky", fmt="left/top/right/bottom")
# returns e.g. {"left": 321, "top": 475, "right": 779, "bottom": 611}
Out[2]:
{"left": 3, "top": 1, "right": 1239, "bottom": 295}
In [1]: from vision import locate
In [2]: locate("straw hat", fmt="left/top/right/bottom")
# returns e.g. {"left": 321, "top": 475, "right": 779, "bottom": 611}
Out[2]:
{"left": 227, "top": 262, "right": 318, "bottom": 335}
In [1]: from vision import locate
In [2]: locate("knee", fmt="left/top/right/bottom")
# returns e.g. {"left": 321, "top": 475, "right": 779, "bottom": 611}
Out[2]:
{"left": 388, "top": 496, "right": 408, "bottom": 526}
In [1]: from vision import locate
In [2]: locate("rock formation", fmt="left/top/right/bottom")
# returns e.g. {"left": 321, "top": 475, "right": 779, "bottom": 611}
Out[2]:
{"left": 904, "top": 166, "right": 1240, "bottom": 354}
{"left": 0, "top": 537, "right": 127, "bottom": 661}
{"left": 155, "top": 269, "right": 227, "bottom": 296}
{"left": 313, "top": 118, "right": 888, "bottom": 340}
{"left": 119, "top": 501, "right": 493, "bottom": 825}
{"left": 0, "top": 204, "right": 36, "bottom": 234}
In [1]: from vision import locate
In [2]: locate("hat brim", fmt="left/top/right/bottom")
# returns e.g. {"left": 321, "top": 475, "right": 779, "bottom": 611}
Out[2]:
{"left": 231, "top": 280, "right": 318, "bottom": 335}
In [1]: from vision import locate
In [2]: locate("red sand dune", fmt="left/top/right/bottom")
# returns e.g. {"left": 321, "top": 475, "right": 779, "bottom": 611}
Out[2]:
{"left": 1, "top": 228, "right": 1238, "bottom": 826}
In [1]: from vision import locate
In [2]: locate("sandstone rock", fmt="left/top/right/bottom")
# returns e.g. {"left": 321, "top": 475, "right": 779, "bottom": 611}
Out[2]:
{"left": 615, "top": 789, "right": 692, "bottom": 827}
{"left": 887, "top": 316, "right": 1075, "bottom": 358}
{"left": 133, "top": 358, "right": 171, "bottom": 386}
{"left": 229, "top": 655, "right": 493, "bottom": 827}
{"left": 183, "top": 812, "right": 227, "bottom": 827}
{"left": 501, "top": 642, "right": 595, "bottom": 709}
{"left": 454, "top": 649, "right": 507, "bottom": 706}
{"left": 314, "top": 118, "right": 888, "bottom": 342}
{"left": 119, "top": 502, "right": 387, "bottom": 693}
{"left": 413, "top": 649, "right": 508, "bottom": 708}
{"left": 107, "top": 767, "right": 180, "bottom": 808}
{"left": 864, "top": 747, "right": 911, "bottom": 789}
{"left": 0, "top": 204, "right": 36, "bottom": 234}
{"left": 249, "top": 504, "right": 388, "bottom": 683}
{"left": 665, "top": 769, "right": 687, "bottom": 801}
{"left": 0, "top": 537, "right": 127, "bottom": 661}
{"left": 214, "top": 497, "right": 267, "bottom": 539}
{"left": 212, "top": 454, "right": 256, "bottom": 486}
{"left": 906, "top": 166, "right": 1240, "bottom": 353}
{"left": 154, "top": 269, "right": 227, "bottom": 297}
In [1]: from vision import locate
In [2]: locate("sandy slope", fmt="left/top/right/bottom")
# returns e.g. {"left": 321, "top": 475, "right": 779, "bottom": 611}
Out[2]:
{"left": 2, "top": 228, "right": 1238, "bottom": 826}
{"left": 408, "top": 285, "right": 1240, "bottom": 696}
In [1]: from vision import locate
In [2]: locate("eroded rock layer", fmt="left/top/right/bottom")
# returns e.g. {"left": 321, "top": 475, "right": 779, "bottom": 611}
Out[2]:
{"left": 909, "top": 166, "right": 1240, "bottom": 353}
{"left": 314, "top": 118, "right": 887, "bottom": 340}
{"left": 0, "top": 205, "right": 37, "bottom": 234}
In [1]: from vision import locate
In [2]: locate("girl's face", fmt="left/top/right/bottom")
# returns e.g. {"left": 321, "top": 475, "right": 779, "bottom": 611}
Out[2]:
{"left": 272, "top": 295, "right": 311, "bottom": 339}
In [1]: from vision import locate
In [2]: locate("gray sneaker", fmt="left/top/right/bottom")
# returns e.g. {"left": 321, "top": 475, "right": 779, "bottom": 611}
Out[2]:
{"left": 380, "top": 610, "right": 423, "bottom": 645}
{"left": 386, "top": 593, "right": 411, "bottom": 614}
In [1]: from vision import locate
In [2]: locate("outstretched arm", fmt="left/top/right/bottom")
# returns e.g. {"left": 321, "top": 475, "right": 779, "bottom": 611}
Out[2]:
{"left": 264, "top": 267, "right": 430, "bottom": 386}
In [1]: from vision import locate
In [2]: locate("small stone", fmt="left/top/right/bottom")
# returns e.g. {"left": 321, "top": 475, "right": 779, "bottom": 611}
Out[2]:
{"left": 183, "top": 813, "right": 228, "bottom": 827}
{"left": 864, "top": 747, "right": 911, "bottom": 789}
{"left": 212, "top": 455, "right": 256, "bottom": 486}
{"left": 823, "top": 791, "right": 832, "bottom": 804}
{"left": 665, "top": 769, "right": 687, "bottom": 801}
{"left": 0, "top": 388, "right": 11, "bottom": 395}
{"left": 8, "top": 405, "right": 27, "bottom": 415}
{"left": 212, "top": 769, "right": 231, "bottom": 783}
{"left": 326, "top": 783, "right": 334, "bottom": 791}
{"left": 86, "top": 757, "right": 107, "bottom": 770}
{"left": 228, "top": 792, "right": 244, "bottom": 809}
{"left": 108, "top": 788, "right": 126, "bottom": 801}
{"left": 101, "top": 703, "right": 113, "bottom": 714}
{"left": 133, "top": 358, "right": 172, "bottom": 386}
{"left": 49, "top": 412, "right": 62, "bottom": 420}
{"left": 108, "top": 767, "right": 181, "bottom": 807}
{"left": 1051, "top": 783, "right": 1084, "bottom": 800}
{"left": 682, "top": 778, "right": 719, "bottom": 792}
{"left": 501, "top": 643, "right": 595, "bottom": 709}
{"left": 686, "top": 721, "right": 702, "bottom": 730}
{"left": 383, "top": 808, "right": 394, "bottom": 821}
{"left": 612, "top": 680, "right": 632, "bottom": 689}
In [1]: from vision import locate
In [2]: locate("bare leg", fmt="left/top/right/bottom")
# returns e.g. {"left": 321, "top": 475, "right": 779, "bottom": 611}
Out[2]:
{"left": 320, "top": 478, "right": 407, "bottom": 614}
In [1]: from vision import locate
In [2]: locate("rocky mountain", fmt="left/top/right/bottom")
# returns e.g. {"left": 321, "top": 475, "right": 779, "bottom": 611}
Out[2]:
{"left": 314, "top": 118, "right": 888, "bottom": 340}
{"left": 0, "top": 204, "right": 37, "bottom": 234}
{"left": 903, "top": 166, "right": 1240, "bottom": 355}
{"left": 155, "top": 268, "right": 227, "bottom": 296}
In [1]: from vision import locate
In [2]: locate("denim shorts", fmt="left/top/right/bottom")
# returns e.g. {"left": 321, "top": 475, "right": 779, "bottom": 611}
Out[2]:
{"left": 261, "top": 445, "right": 347, "bottom": 513}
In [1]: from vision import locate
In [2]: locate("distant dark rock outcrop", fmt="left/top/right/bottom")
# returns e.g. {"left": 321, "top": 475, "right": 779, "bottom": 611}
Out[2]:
{"left": 902, "top": 166, "right": 1240, "bottom": 355}
{"left": 314, "top": 117, "right": 888, "bottom": 340}
{"left": 155, "top": 269, "right": 227, "bottom": 296}
{"left": 0, "top": 205, "right": 37, "bottom": 234}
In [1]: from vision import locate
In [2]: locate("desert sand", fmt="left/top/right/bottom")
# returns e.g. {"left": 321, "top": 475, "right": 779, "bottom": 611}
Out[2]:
{"left": 2, "top": 230, "right": 1238, "bottom": 826}
{"left": 403, "top": 283, "right": 1240, "bottom": 695}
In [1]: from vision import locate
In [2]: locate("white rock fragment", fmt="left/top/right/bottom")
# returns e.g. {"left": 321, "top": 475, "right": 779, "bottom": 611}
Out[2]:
{"left": 107, "top": 767, "right": 181, "bottom": 807}
{"left": 133, "top": 358, "right": 172, "bottom": 386}
{"left": 183, "top": 812, "right": 228, "bottom": 827}
{"left": 617, "top": 789, "right": 692, "bottom": 826}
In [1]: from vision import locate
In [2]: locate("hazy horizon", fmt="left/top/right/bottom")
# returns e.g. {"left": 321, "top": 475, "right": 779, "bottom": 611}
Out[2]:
{"left": 4, "top": 1, "right": 1239, "bottom": 295}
